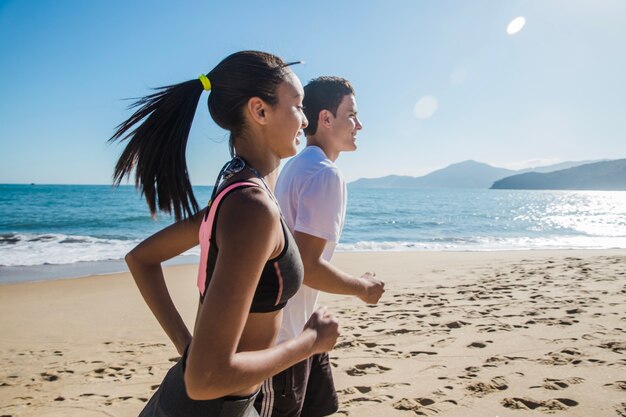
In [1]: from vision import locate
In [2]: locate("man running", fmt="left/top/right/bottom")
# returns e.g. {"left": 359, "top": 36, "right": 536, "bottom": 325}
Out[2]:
{"left": 255, "top": 76, "right": 385, "bottom": 417}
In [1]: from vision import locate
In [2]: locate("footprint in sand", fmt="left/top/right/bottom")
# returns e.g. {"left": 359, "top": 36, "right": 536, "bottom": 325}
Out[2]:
{"left": 530, "top": 377, "right": 585, "bottom": 390}
{"left": 603, "top": 381, "right": 626, "bottom": 392}
{"left": 376, "top": 346, "right": 403, "bottom": 357}
{"left": 482, "top": 355, "right": 529, "bottom": 368}
{"left": 443, "top": 320, "right": 469, "bottom": 329}
{"left": 615, "top": 402, "right": 626, "bottom": 417}
{"left": 609, "top": 358, "right": 626, "bottom": 367}
{"left": 466, "top": 376, "right": 508, "bottom": 397}
{"left": 430, "top": 337, "right": 455, "bottom": 348}
{"left": 385, "top": 328, "right": 421, "bottom": 336}
{"left": 335, "top": 338, "right": 399, "bottom": 356}
{"left": 598, "top": 341, "right": 626, "bottom": 354}
{"left": 539, "top": 337, "right": 579, "bottom": 344}
{"left": 88, "top": 364, "right": 135, "bottom": 381}
{"left": 39, "top": 372, "right": 60, "bottom": 382}
{"left": 79, "top": 393, "right": 110, "bottom": 399}
{"left": 375, "top": 382, "right": 410, "bottom": 390}
{"left": 501, "top": 397, "right": 578, "bottom": 411}
{"left": 105, "top": 341, "right": 167, "bottom": 355}
{"left": 407, "top": 350, "right": 438, "bottom": 357}
{"left": 339, "top": 382, "right": 410, "bottom": 398}
{"left": 581, "top": 332, "right": 605, "bottom": 340}
{"left": 467, "top": 340, "right": 493, "bottom": 349}
{"left": 338, "top": 386, "right": 373, "bottom": 395}
{"left": 393, "top": 397, "right": 434, "bottom": 412}
{"left": 102, "top": 395, "right": 149, "bottom": 406}
{"left": 393, "top": 397, "right": 457, "bottom": 415}
{"left": 334, "top": 339, "right": 363, "bottom": 350}
{"left": 538, "top": 348, "right": 584, "bottom": 365}
{"left": 345, "top": 363, "right": 391, "bottom": 376}
{"left": 8, "top": 395, "right": 34, "bottom": 406}
{"left": 476, "top": 323, "right": 513, "bottom": 333}
{"left": 342, "top": 394, "right": 393, "bottom": 409}
{"left": 459, "top": 366, "right": 481, "bottom": 379}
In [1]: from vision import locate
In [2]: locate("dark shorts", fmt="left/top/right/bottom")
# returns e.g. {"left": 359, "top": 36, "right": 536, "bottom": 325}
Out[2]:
{"left": 254, "top": 353, "right": 338, "bottom": 417}
{"left": 139, "top": 356, "right": 259, "bottom": 417}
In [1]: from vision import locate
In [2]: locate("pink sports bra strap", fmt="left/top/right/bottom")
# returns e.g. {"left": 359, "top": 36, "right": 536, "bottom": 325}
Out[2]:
{"left": 197, "top": 181, "right": 259, "bottom": 296}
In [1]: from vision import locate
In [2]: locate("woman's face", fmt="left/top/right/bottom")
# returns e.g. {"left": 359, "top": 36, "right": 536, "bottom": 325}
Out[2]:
{"left": 265, "top": 70, "right": 308, "bottom": 158}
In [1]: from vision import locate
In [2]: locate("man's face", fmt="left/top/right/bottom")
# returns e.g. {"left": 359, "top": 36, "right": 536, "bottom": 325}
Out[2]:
{"left": 330, "top": 94, "right": 362, "bottom": 153}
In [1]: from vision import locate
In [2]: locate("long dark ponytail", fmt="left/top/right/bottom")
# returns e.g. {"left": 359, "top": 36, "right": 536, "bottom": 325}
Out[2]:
{"left": 110, "top": 51, "right": 292, "bottom": 220}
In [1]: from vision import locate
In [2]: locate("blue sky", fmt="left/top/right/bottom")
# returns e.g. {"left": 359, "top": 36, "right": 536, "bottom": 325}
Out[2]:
{"left": 1, "top": 0, "right": 625, "bottom": 184}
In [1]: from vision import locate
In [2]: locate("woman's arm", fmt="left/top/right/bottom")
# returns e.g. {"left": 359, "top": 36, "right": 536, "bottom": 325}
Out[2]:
{"left": 125, "top": 210, "right": 204, "bottom": 355}
{"left": 184, "top": 188, "right": 339, "bottom": 400}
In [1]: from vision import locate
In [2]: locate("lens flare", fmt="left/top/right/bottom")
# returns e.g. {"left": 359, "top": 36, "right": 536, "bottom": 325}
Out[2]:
{"left": 507, "top": 16, "right": 526, "bottom": 35}
{"left": 414, "top": 95, "right": 438, "bottom": 119}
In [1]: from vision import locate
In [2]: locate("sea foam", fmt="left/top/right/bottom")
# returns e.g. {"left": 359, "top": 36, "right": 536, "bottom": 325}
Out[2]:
{"left": 0, "top": 232, "right": 199, "bottom": 266}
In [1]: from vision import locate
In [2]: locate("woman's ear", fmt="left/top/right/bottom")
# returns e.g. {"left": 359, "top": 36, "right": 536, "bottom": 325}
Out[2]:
{"left": 247, "top": 97, "right": 269, "bottom": 125}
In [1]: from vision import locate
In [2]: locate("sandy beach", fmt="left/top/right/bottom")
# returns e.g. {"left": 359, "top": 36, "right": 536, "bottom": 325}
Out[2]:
{"left": 1, "top": 250, "right": 624, "bottom": 417}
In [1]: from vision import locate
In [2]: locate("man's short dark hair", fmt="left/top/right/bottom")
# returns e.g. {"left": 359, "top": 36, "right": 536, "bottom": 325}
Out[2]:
{"left": 303, "top": 76, "right": 354, "bottom": 136}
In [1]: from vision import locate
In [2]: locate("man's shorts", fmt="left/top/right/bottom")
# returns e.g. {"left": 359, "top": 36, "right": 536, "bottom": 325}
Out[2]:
{"left": 254, "top": 352, "right": 339, "bottom": 417}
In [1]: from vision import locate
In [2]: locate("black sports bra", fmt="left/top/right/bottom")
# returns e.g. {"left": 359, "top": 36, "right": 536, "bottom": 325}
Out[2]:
{"left": 196, "top": 181, "right": 303, "bottom": 313}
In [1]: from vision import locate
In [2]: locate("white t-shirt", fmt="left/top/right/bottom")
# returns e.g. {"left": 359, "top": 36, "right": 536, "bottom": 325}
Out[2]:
{"left": 275, "top": 145, "right": 347, "bottom": 344}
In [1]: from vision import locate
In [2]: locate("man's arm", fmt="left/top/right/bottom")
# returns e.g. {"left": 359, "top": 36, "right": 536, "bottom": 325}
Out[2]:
{"left": 294, "top": 231, "right": 384, "bottom": 304}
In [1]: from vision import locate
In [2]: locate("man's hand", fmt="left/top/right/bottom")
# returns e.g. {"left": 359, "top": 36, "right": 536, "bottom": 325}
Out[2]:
{"left": 357, "top": 272, "right": 385, "bottom": 304}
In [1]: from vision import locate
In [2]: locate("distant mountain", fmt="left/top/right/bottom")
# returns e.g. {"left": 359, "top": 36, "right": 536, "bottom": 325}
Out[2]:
{"left": 349, "top": 175, "right": 418, "bottom": 188}
{"left": 491, "top": 159, "right": 626, "bottom": 190}
{"left": 350, "top": 159, "right": 606, "bottom": 189}
{"left": 351, "top": 160, "right": 516, "bottom": 189}
{"left": 517, "top": 159, "right": 606, "bottom": 174}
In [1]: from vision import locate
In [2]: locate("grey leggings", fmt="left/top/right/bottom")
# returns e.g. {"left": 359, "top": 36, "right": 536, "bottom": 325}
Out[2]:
{"left": 139, "top": 357, "right": 260, "bottom": 417}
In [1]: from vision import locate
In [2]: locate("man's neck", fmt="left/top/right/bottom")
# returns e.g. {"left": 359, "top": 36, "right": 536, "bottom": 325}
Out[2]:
{"left": 305, "top": 137, "right": 339, "bottom": 162}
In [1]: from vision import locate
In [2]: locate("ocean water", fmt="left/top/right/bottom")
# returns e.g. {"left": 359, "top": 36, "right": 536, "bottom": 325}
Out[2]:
{"left": 1, "top": 184, "right": 625, "bottom": 282}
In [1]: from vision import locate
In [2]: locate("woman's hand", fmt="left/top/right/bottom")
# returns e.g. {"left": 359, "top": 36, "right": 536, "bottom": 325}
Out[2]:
{"left": 303, "top": 306, "right": 340, "bottom": 354}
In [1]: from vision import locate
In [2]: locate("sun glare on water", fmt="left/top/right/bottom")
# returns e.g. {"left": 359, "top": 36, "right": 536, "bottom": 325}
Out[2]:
{"left": 507, "top": 16, "right": 526, "bottom": 35}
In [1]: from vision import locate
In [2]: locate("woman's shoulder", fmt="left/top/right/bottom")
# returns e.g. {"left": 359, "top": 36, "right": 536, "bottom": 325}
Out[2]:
{"left": 218, "top": 182, "right": 280, "bottom": 226}
{"left": 214, "top": 182, "right": 282, "bottom": 258}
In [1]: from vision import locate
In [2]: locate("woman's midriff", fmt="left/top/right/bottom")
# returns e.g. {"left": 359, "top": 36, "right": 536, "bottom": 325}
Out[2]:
{"left": 228, "top": 309, "right": 283, "bottom": 397}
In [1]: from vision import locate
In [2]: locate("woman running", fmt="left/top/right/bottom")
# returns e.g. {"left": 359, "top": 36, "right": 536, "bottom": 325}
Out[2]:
{"left": 110, "top": 50, "right": 339, "bottom": 417}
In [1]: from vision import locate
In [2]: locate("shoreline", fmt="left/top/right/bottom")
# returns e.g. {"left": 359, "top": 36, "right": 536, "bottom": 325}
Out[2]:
{"left": 2, "top": 247, "right": 625, "bottom": 285}
{"left": 0, "top": 255, "right": 201, "bottom": 285}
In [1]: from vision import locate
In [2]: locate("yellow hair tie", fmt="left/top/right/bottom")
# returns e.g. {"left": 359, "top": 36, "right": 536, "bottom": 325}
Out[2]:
{"left": 198, "top": 74, "right": 212, "bottom": 91}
